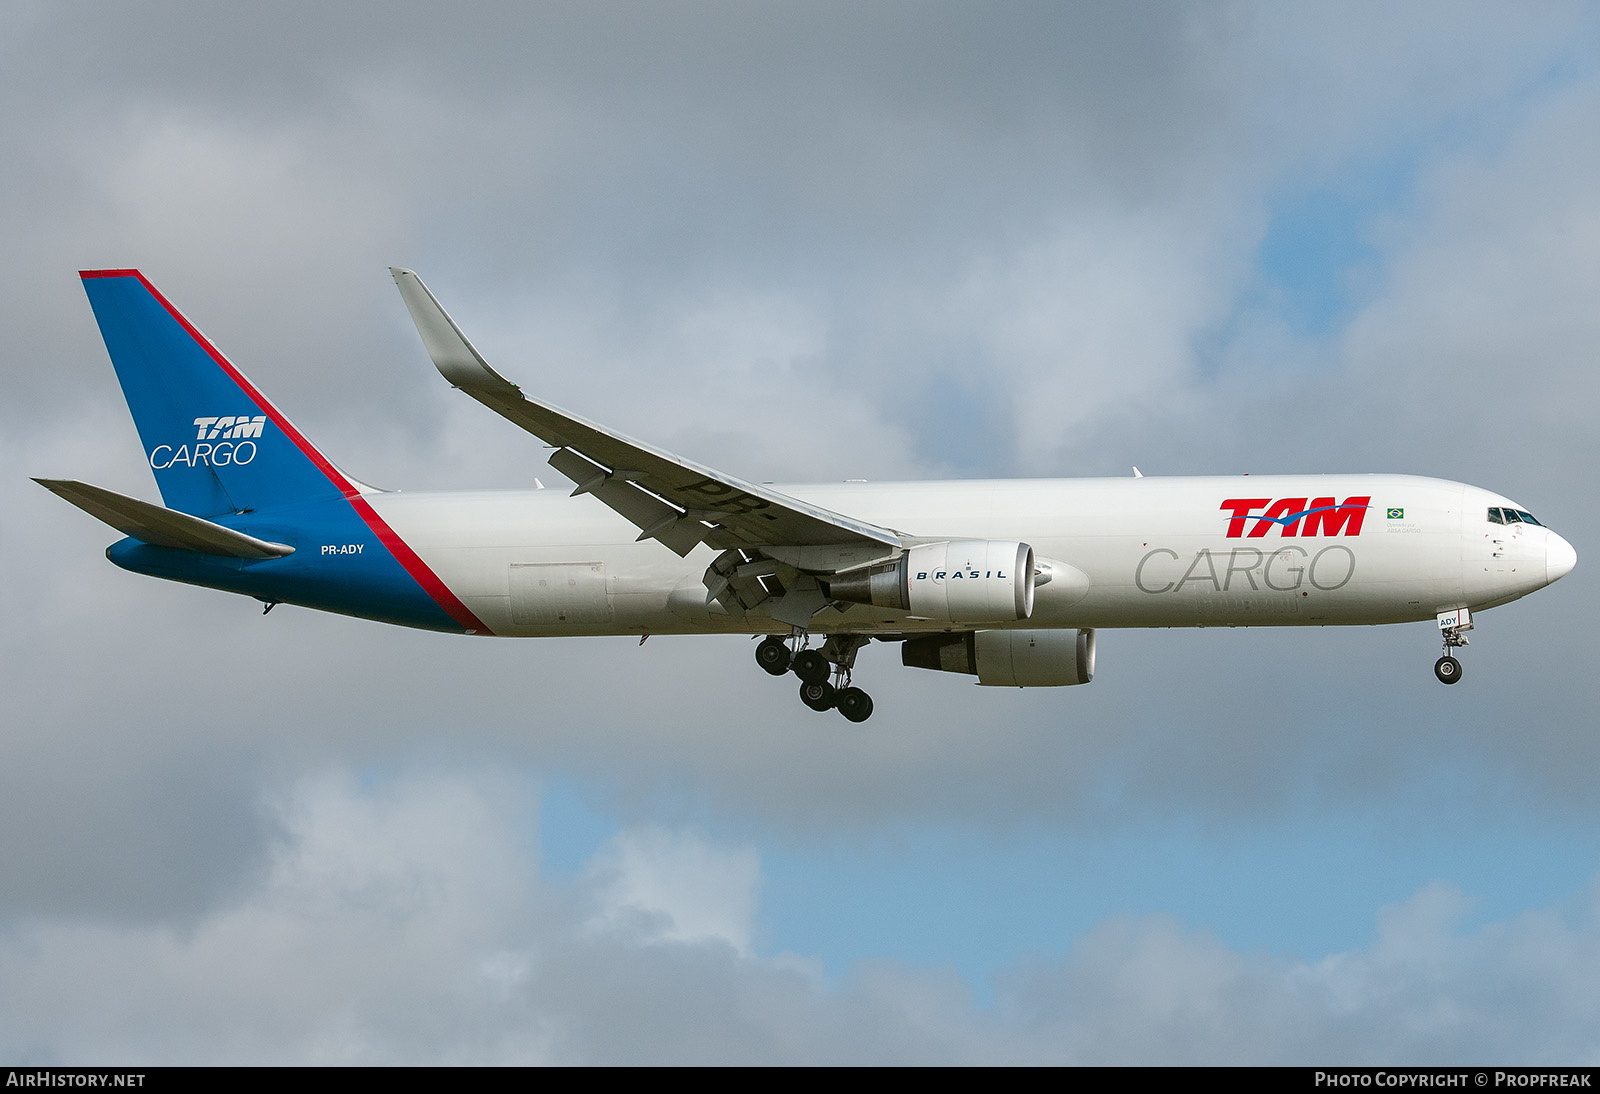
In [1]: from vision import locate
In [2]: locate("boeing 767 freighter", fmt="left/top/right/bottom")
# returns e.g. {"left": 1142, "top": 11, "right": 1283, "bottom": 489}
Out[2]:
{"left": 36, "top": 269, "right": 1577, "bottom": 721}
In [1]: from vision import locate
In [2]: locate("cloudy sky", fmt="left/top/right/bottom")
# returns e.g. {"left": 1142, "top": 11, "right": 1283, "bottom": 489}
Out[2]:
{"left": 3, "top": 0, "right": 1599, "bottom": 1064}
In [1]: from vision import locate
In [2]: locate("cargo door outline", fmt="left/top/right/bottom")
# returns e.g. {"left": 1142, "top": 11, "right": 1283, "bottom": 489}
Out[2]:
{"left": 509, "top": 562, "right": 613, "bottom": 625}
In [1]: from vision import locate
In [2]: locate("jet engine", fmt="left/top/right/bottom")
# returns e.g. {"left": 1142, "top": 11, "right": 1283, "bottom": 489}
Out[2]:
{"left": 824, "top": 540, "right": 1035, "bottom": 624}
{"left": 901, "top": 628, "right": 1096, "bottom": 687}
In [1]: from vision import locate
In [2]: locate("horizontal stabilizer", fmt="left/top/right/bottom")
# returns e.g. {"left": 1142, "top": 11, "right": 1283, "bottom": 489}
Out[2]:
{"left": 33, "top": 479, "right": 294, "bottom": 559}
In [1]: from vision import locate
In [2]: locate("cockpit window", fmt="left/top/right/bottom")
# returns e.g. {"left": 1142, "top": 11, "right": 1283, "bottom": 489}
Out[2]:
{"left": 1488, "top": 507, "right": 1544, "bottom": 527}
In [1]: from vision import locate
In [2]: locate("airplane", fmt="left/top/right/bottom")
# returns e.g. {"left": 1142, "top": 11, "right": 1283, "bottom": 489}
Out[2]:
{"left": 36, "top": 268, "right": 1577, "bottom": 722}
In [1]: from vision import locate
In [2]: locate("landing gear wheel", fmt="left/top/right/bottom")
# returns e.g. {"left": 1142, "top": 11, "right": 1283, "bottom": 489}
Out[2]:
{"left": 755, "top": 636, "right": 792, "bottom": 676}
{"left": 835, "top": 687, "right": 874, "bottom": 723}
{"left": 799, "top": 679, "right": 836, "bottom": 711}
{"left": 792, "top": 649, "right": 830, "bottom": 684}
{"left": 1434, "top": 656, "right": 1463, "bottom": 685}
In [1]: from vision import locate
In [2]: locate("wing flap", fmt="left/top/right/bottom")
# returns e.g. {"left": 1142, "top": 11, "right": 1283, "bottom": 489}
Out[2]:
{"left": 546, "top": 447, "right": 705, "bottom": 557}
{"left": 33, "top": 478, "right": 295, "bottom": 559}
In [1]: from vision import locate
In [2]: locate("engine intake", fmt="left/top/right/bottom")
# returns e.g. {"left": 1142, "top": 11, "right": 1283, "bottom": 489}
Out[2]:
{"left": 901, "top": 628, "right": 1096, "bottom": 687}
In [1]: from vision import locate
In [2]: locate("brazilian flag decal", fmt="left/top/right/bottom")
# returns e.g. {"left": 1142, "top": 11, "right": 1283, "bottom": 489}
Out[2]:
{"left": 1387, "top": 508, "right": 1404, "bottom": 519}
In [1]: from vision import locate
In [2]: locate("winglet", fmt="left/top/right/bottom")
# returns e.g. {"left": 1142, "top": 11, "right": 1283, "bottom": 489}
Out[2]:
{"left": 389, "top": 268, "right": 516, "bottom": 393}
{"left": 34, "top": 478, "right": 294, "bottom": 559}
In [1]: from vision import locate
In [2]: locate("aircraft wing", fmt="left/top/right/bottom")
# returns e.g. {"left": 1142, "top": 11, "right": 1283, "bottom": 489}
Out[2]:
{"left": 390, "top": 268, "right": 902, "bottom": 565}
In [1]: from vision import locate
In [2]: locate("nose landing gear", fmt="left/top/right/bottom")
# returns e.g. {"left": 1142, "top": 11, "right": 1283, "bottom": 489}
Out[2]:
{"left": 755, "top": 633, "right": 875, "bottom": 721}
{"left": 1434, "top": 607, "right": 1472, "bottom": 685}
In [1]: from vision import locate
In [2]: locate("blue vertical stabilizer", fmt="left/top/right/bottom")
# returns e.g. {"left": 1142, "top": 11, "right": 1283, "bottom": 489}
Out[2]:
{"left": 80, "top": 270, "right": 353, "bottom": 517}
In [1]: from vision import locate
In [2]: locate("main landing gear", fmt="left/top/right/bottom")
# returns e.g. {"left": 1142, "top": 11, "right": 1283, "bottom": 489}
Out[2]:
{"left": 1434, "top": 608, "right": 1473, "bottom": 685}
{"left": 755, "top": 634, "right": 875, "bottom": 722}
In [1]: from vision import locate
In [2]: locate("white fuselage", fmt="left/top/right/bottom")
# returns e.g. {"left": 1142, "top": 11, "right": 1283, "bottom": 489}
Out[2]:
{"left": 365, "top": 473, "right": 1570, "bottom": 639}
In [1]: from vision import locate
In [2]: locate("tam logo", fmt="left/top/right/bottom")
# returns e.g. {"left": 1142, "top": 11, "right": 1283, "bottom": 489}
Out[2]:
{"left": 148, "top": 415, "right": 269, "bottom": 470}
{"left": 192, "top": 415, "right": 266, "bottom": 440}
{"left": 1219, "top": 496, "right": 1371, "bottom": 538}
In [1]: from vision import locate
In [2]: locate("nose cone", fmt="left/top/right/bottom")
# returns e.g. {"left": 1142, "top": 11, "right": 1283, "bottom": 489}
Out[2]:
{"left": 1547, "top": 531, "right": 1577, "bottom": 584}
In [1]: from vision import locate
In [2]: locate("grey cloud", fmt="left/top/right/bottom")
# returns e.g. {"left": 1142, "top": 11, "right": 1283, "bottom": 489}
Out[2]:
{"left": 1001, "top": 879, "right": 1600, "bottom": 1064}
{"left": 4, "top": 770, "right": 1599, "bottom": 1063}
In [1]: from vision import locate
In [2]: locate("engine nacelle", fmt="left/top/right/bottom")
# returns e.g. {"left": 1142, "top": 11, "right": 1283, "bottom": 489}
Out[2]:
{"left": 901, "top": 628, "right": 1096, "bottom": 687}
{"left": 825, "top": 540, "right": 1035, "bottom": 624}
